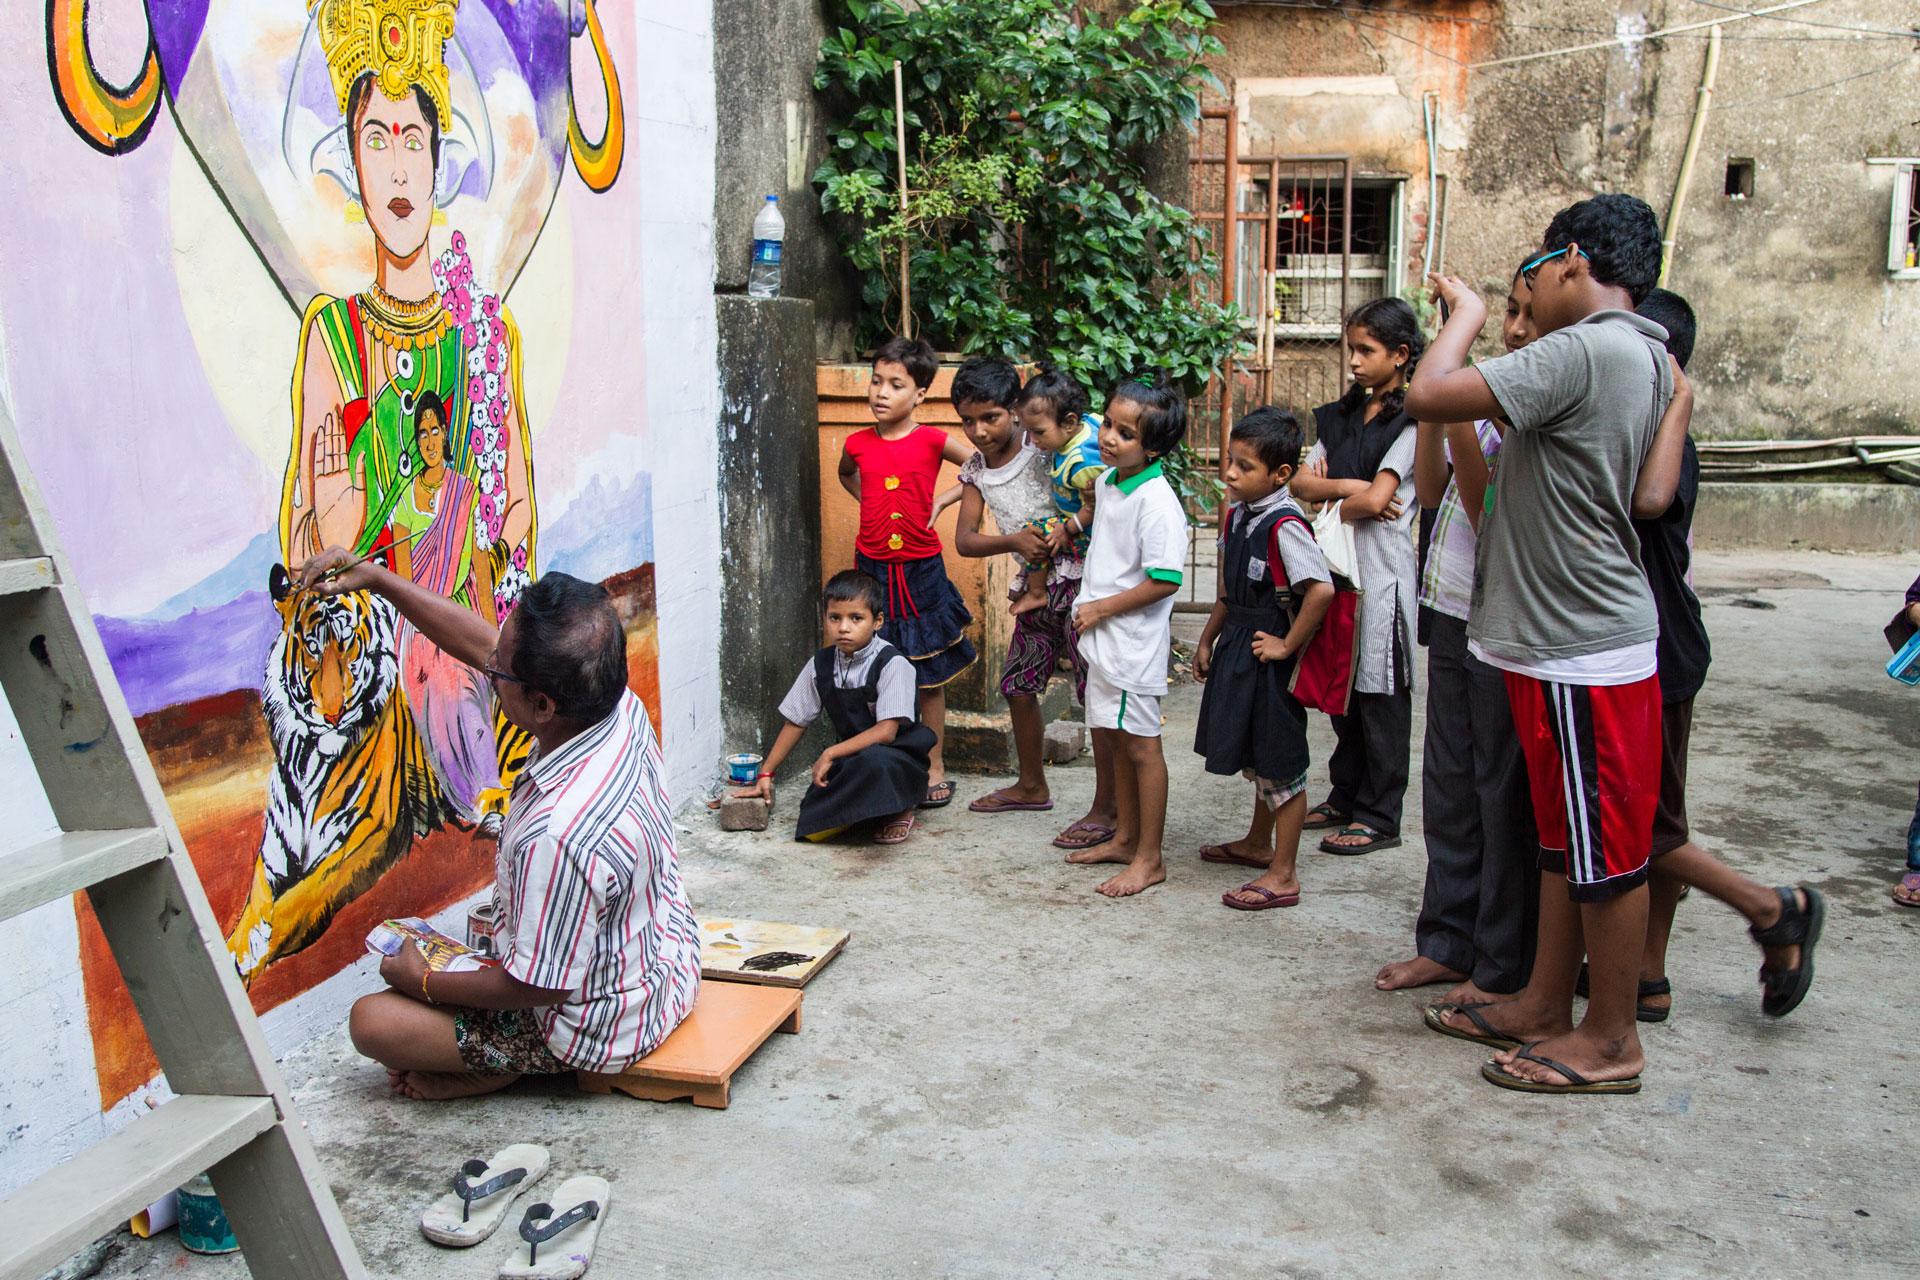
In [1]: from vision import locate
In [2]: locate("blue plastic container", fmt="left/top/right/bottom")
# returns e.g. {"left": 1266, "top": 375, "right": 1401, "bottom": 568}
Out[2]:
{"left": 177, "top": 1174, "right": 239, "bottom": 1254}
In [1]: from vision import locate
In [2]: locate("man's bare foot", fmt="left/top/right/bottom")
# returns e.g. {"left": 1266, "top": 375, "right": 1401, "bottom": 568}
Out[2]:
{"left": 1374, "top": 956, "right": 1467, "bottom": 991}
{"left": 1436, "top": 999, "right": 1570, "bottom": 1045}
{"left": 1067, "top": 835, "right": 1134, "bottom": 865}
{"left": 391, "top": 1069, "right": 521, "bottom": 1101}
{"left": 1441, "top": 979, "right": 1519, "bottom": 1006}
{"left": 1096, "top": 856, "right": 1166, "bottom": 897}
{"left": 1490, "top": 1028, "right": 1643, "bottom": 1087}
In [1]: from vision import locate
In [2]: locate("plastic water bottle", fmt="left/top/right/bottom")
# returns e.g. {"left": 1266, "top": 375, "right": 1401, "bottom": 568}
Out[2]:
{"left": 748, "top": 195, "right": 784, "bottom": 299}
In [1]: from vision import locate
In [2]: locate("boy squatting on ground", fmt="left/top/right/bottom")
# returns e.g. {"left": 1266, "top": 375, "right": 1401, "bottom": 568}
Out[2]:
{"left": 1067, "top": 376, "right": 1192, "bottom": 898}
{"left": 939, "top": 358, "right": 1119, "bottom": 851}
{"left": 838, "top": 336, "right": 979, "bottom": 809}
{"left": 1190, "top": 407, "right": 1336, "bottom": 911}
{"left": 1409, "top": 194, "right": 1679, "bottom": 1095}
{"left": 733, "top": 570, "right": 936, "bottom": 845}
{"left": 291, "top": 553, "right": 701, "bottom": 1101}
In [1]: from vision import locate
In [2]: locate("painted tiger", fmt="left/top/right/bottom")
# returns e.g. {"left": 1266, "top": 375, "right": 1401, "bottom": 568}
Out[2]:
{"left": 226, "top": 584, "right": 453, "bottom": 983}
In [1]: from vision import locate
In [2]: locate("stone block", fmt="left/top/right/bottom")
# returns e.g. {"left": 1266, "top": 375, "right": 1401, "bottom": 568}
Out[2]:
{"left": 718, "top": 795, "right": 770, "bottom": 832}
{"left": 1043, "top": 720, "right": 1086, "bottom": 764}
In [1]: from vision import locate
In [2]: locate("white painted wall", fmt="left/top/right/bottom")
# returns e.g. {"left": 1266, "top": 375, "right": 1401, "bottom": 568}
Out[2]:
{"left": 636, "top": 5, "right": 724, "bottom": 810}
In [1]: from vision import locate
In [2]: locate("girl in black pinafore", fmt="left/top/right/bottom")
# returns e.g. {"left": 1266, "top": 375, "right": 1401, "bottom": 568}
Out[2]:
{"left": 736, "top": 570, "right": 936, "bottom": 844}
{"left": 795, "top": 642, "right": 936, "bottom": 840}
{"left": 1193, "top": 408, "right": 1336, "bottom": 911}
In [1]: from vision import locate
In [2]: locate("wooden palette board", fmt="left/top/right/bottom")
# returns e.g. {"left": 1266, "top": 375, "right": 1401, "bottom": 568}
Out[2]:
{"left": 698, "top": 918, "right": 849, "bottom": 988}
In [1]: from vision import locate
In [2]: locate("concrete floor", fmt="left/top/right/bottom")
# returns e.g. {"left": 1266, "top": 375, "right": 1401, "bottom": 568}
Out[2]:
{"left": 90, "top": 550, "right": 1920, "bottom": 1279}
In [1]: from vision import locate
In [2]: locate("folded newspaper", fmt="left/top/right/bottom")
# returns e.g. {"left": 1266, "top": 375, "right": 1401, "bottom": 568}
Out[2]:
{"left": 365, "top": 917, "right": 494, "bottom": 972}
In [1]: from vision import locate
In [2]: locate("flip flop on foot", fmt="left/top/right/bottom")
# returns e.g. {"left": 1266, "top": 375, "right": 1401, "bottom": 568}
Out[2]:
{"left": 1052, "top": 821, "right": 1116, "bottom": 850}
{"left": 968, "top": 789, "right": 1054, "bottom": 813}
{"left": 1892, "top": 872, "right": 1920, "bottom": 908}
{"left": 499, "top": 1176, "right": 610, "bottom": 1280}
{"left": 1422, "top": 1002, "right": 1521, "bottom": 1051}
{"left": 1751, "top": 884, "right": 1823, "bottom": 1018}
{"left": 1302, "top": 802, "right": 1349, "bottom": 831}
{"left": 1320, "top": 823, "right": 1400, "bottom": 855}
{"left": 875, "top": 814, "right": 915, "bottom": 845}
{"left": 1481, "top": 1043, "right": 1641, "bottom": 1095}
{"left": 918, "top": 780, "right": 955, "bottom": 809}
{"left": 1199, "top": 843, "right": 1271, "bottom": 869}
{"left": 423, "top": 1144, "right": 549, "bottom": 1247}
{"left": 1222, "top": 882, "right": 1299, "bottom": 911}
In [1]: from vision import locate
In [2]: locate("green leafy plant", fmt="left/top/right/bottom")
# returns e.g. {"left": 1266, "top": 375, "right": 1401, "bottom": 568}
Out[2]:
{"left": 813, "top": 0, "right": 1244, "bottom": 514}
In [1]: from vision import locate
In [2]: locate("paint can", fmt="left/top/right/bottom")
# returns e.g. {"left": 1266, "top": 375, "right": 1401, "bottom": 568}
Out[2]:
{"left": 177, "top": 1174, "right": 239, "bottom": 1254}
{"left": 467, "top": 901, "right": 499, "bottom": 957}
{"left": 725, "top": 752, "right": 764, "bottom": 785}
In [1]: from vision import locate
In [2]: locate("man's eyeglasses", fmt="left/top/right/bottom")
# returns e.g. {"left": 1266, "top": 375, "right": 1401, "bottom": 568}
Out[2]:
{"left": 484, "top": 650, "right": 526, "bottom": 690}
{"left": 1520, "top": 245, "right": 1588, "bottom": 285}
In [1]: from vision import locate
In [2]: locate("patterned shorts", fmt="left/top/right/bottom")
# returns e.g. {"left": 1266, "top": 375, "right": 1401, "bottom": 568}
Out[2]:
{"left": 1242, "top": 768, "right": 1308, "bottom": 813}
{"left": 1001, "top": 574, "right": 1086, "bottom": 701}
{"left": 452, "top": 1006, "right": 568, "bottom": 1075}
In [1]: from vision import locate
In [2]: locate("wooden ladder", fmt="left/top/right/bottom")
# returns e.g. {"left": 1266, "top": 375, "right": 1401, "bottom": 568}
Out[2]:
{"left": 0, "top": 401, "right": 364, "bottom": 1277}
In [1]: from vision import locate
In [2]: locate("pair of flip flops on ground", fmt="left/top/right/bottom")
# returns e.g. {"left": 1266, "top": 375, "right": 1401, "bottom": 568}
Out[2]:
{"left": 422, "top": 1144, "right": 608, "bottom": 1279}
{"left": 967, "top": 790, "right": 1116, "bottom": 851}
{"left": 1303, "top": 804, "right": 1400, "bottom": 855}
{"left": 1196, "top": 844, "right": 1300, "bottom": 910}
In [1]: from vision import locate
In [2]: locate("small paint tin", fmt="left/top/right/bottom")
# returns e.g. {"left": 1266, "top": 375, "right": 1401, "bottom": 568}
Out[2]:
{"left": 467, "top": 901, "right": 499, "bottom": 956}
{"left": 725, "top": 752, "right": 764, "bottom": 785}
{"left": 177, "top": 1174, "right": 239, "bottom": 1254}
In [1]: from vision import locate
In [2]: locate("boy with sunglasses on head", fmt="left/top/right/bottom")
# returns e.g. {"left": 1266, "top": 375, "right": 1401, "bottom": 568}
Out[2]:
{"left": 1410, "top": 193, "right": 1672, "bottom": 1095}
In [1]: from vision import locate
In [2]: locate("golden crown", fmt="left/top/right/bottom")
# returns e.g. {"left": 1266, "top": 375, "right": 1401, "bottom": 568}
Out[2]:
{"left": 311, "top": 0, "right": 458, "bottom": 132}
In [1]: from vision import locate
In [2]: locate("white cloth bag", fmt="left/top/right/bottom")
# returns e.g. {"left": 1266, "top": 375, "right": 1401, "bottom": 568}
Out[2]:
{"left": 1311, "top": 500, "right": 1360, "bottom": 584}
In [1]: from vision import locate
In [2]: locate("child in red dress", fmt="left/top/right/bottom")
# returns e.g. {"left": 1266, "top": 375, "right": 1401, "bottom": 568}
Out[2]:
{"left": 837, "top": 336, "right": 979, "bottom": 806}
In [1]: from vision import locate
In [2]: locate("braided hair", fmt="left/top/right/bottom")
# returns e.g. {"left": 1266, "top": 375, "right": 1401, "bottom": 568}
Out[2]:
{"left": 1338, "top": 296, "right": 1426, "bottom": 422}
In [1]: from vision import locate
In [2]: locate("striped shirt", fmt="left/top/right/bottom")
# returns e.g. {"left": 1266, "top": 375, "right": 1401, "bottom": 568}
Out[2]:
{"left": 493, "top": 689, "right": 700, "bottom": 1071}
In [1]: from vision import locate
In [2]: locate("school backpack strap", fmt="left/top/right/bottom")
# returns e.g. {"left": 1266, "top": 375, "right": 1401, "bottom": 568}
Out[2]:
{"left": 1264, "top": 510, "right": 1314, "bottom": 595}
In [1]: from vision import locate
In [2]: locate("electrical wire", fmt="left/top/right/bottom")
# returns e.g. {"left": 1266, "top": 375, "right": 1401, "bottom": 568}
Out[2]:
{"left": 1472, "top": 0, "right": 1837, "bottom": 68}
{"left": 1684, "top": 1, "right": 1920, "bottom": 38}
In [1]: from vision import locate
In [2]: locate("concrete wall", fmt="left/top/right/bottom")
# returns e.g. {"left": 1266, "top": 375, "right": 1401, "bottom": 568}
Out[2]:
{"left": 1, "top": 0, "right": 720, "bottom": 1188}
{"left": 1208, "top": 0, "right": 1920, "bottom": 438}
{"left": 712, "top": 0, "right": 863, "bottom": 359}
{"left": 717, "top": 296, "right": 826, "bottom": 768}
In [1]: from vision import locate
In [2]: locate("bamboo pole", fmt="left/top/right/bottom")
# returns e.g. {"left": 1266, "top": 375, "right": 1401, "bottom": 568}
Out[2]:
{"left": 893, "top": 59, "right": 911, "bottom": 337}
{"left": 1660, "top": 24, "right": 1721, "bottom": 288}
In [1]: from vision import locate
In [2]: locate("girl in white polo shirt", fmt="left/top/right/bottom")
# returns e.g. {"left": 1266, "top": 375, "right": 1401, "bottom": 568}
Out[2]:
{"left": 1069, "top": 376, "right": 1191, "bottom": 899}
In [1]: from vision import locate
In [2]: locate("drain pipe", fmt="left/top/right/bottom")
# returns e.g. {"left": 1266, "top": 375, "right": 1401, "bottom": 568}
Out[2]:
{"left": 1421, "top": 91, "right": 1440, "bottom": 278}
{"left": 1659, "top": 24, "right": 1722, "bottom": 288}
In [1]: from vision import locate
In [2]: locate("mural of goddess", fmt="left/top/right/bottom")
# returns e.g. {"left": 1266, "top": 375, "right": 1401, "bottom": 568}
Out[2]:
{"left": 229, "top": 0, "right": 546, "bottom": 980}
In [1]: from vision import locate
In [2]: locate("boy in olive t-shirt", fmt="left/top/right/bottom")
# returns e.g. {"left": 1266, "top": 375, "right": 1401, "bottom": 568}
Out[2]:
{"left": 1406, "top": 194, "right": 1669, "bottom": 1098}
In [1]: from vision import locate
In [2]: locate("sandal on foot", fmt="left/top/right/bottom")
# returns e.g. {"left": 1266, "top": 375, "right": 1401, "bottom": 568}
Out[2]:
{"left": 499, "top": 1176, "right": 609, "bottom": 1279}
{"left": 1422, "top": 1002, "right": 1521, "bottom": 1051}
{"left": 423, "top": 1143, "right": 549, "bottom": 1246}
{"left": 1573, "top": 964, "right": 1674, "bottom": 1023}
{"left": 1200, "top": 843, "right": 1271, "bottom": 869}
{"left": 1891, "top": 872, "right": 1920, "bottom": 908}
{"left": 875, "top": 815, "right": 915, "bottom": 845}
{"left": 1481, "top": 1043, "right": 1642, "bottom": 1095}
{"left": 918, "top": 780, "right": 955, "bottom": 809}
{"left": 1222, "top": 882, "right": 1299, "bottom": 911}
{"left": 1302, "top": 802, "right": 1349, "bottom": 831}
{"left": 1320, "top": 823, "right": 1401, "bottom": 856}
{"left": 1052, "top": 821, "right": 1115, "bottom": 851}
{"left": 967, "top": 789, "right": 1054, "bottom": 813}
{"left": 1751, "top": 884, "right": 1824, "bottom": 1017}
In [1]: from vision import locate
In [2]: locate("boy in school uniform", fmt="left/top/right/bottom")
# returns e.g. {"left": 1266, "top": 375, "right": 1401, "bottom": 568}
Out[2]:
{"left": 1069, "top": 377, "right": 1191, "bottom": 898}
{"left": 1409, "top": 194, "right": 1673, "bottom": 1095}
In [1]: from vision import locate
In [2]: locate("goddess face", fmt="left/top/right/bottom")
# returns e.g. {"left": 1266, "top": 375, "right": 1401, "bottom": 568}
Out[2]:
{"left": 352, "top": 82, "right": 436, "bottom": 263}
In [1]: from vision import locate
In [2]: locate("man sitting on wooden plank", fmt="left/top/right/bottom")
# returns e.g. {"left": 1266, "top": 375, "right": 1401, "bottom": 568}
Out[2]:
{"left": 298, "top": 547, "right": 701, "bottom": 1100}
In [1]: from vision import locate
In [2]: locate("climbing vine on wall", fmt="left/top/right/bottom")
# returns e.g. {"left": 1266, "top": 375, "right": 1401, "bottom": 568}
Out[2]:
{"left": 813, "top": 0, "right": 1242, "bottom": 508}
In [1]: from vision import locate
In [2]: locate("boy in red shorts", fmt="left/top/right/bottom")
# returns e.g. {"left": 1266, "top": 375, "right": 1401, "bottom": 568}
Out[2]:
{"left": 1409, "top": 194, "right": 1671, "bottom": 1095}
